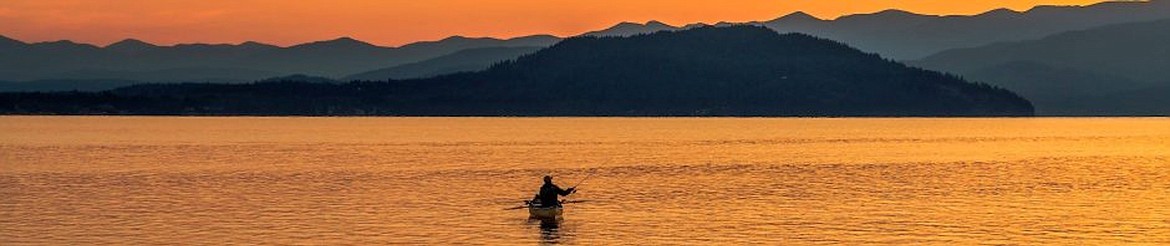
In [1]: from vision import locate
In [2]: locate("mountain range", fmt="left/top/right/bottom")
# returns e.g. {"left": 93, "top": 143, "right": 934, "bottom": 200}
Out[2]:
{"left": 0, "top": 34, "right": 559, "bottom": 83}
{"left": 2, "top": 0, "right": 1166, "bottom": 87}
{"left": 348, "top": 0, "right": 1170, "bottom": 83}
{"left": 581, "top": 21, "right": 686, "bottom": 37}
{"left": 761, "top": 0, "right": 1170, "bottom": 60}
{"left": 344, "top": 46, "right": 544, "bottom": 81}
{"left": 0, "top": 26, "right": 1033, "bottom": 116}
{"left": 2, "top": 1, "right": 1168, "bottom": 115}
{"left": 910, "top": 18, "right": 1170, "bottom": 115}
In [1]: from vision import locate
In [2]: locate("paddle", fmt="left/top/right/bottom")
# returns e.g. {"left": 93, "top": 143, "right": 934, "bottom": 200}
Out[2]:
{"left": 506, "top": 200, "right": 588, "bottom": 210}
{"left": 503, "top": 199, "right": 535, "bottom": 210}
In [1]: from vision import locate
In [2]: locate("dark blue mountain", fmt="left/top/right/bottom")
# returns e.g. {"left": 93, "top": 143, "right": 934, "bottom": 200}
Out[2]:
{"left": 582, "top": 21, "right": 680, "bottom": 37}
{"left": 0, "top": 26, "right": 1033, "bottom": 116}
{"left": 345, "top": 46, "right": 543, "bottom": 80}
{"left": 0, "top": 35, "right": 561, "bottom": 83}
{"left": 4, "top": 0, "right": 1165, "bottom": 86}
{"left": 910, "top": 18, "right": 1170, "bottom": 115}
{"left": 346, "top": 1, "right": 1170, "bottom": 81}
{"left": 762, "top": 0, "right": 1170, "bottom": 59}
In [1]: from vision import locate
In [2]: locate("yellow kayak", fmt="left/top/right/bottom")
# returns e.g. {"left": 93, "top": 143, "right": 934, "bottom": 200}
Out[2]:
{"left": 528, "top": 206, "right": 563, "bottom": 219}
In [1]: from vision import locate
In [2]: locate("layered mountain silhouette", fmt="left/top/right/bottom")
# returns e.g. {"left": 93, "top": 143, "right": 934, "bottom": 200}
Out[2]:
{"left": 344, "top": 21, "right": 689, "bottom": 81}
{"left": 0, "top": 26, "right": 1033, "bottom": 116}
{"left": 0, "top": 79, "right": 142, "bottom": 92}
{"left": 0, "top": 34, "right": 559, "bottom": 84}
{"left": 582, "top": 21, "right": 681, "bottom": 37}
{"left": 0, "top": 21, "right": 682, "bottom": 86}
{"left": 1053, "top": 86, "right": 1170, "bottom": 115}
{"left": 3, "top": 0, "right": 1163, "bottom": 89}
{"left": 910, "top": 18, "right": 1170, "bottom": 115}
{"left": 345, "top": 1, "right": 1170, "bottom": 82}
{"left": 0, "top": 35, "right": 24, "bottom": 50}
{"left": 0, "top": 20, "right": 685, "bottom": 85}
{"left": 345, "top": 46, "right": 543, "bottom": 80}
{"left": 762, "top": 0, "right": 1170, "bottom": 59}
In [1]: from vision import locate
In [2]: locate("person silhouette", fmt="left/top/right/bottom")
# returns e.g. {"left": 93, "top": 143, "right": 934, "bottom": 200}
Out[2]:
{"left": 531, "top": 175, "right": 575, "bottom": 208}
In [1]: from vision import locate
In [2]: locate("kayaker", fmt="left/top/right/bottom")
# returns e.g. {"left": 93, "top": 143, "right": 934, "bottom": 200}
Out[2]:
{"left": 532, "top": 175, "right": 575, "bottom": 208}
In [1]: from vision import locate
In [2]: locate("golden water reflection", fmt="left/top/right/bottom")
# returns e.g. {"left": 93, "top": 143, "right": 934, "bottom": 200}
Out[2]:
{"left": 1, "top": 117, "right": 1168, "bottom": 244}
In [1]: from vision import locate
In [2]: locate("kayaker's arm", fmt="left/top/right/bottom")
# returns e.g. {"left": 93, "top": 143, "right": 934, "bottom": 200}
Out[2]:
{"left": 555, "top": 185, "right": 575, "bottom": 196}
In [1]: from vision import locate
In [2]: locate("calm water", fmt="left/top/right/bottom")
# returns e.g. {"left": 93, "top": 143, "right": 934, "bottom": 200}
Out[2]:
{"left": 1, "top": 117, "right": 1168, "bottom": 245}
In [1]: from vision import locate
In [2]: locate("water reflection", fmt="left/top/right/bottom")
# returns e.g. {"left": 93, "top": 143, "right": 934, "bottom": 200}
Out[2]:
{"left": 529, "top": 217, "right": 569, "bottom": 244}
{"left": 3, "top": 117, "right": 1170, "bottom": 244}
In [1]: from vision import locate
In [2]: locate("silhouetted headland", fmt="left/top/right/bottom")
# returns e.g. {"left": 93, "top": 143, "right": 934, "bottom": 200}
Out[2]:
{"left": 0, "top": 26, "right": 1033, "bottom": 116}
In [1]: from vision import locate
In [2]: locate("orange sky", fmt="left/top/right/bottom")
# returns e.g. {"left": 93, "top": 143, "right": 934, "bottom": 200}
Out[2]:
{"left": 0, "top": 0, "right": 1108, "bottom": 47}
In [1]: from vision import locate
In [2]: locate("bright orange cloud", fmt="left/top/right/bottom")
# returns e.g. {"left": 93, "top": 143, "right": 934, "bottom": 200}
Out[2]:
{"left": 0, "top": 0, "right": 1107, "bottom": 47}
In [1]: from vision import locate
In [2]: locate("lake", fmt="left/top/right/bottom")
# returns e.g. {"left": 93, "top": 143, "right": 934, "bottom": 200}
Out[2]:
{"left": 1, "top": 117, "right": 1168, "bottom": 244}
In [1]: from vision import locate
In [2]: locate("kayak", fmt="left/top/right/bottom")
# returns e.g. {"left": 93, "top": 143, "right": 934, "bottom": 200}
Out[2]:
{"left": 528, "top": 206, "right": 563, "bottom": 219}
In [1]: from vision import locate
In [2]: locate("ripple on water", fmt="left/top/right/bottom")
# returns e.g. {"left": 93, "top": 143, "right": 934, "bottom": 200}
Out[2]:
{"left": 2, "top": 117, "right": 1169, "bottom": 244}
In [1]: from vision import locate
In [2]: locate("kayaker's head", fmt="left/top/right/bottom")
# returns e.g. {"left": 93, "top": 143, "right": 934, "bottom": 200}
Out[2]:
{"left": 543, "top": 175, "right": 553, "bottom": 184}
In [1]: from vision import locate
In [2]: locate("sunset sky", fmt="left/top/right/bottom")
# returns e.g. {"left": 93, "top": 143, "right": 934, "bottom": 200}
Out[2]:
{"left": 0, "top": 0, "right": 1108, "bottom": 47}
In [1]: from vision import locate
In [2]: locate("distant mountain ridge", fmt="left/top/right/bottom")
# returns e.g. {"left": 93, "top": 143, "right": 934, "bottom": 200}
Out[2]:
{"left": 345, "top": 46, "right": 544, "bottom": 81}
{"left": 910, "top": 18, "right": 1170, "bottom": 115}
{"left": 0, "top": 79, "right": 142, "bottom": 93}
{"left": 105, "top": 38, "right": 160, "bottom": 53}
{"left": 582, "top": 21, "right": 681, "bottom": 37}
{"left": 2, "top": 0, "right": 1165, "bottom": 89}
{"left": 341, "top": 0, "right": 1170, "bottom": 82}
{"left": 342, "top": 21, "right": 693, "bottom": 80}
{"left": 759, "top": 0, "right": 1170, "bottom": 59}
{"left": 0, "top": 35, "right": 23, "bottom": 48}
{"left": 0, "top": 34, "right": 561, "bottom": 83}
{"left": 0, "top": 26, "right": 1033, "bottom": 116}
{"left": 0, "top": 20, "right": 690, "bottom": 85}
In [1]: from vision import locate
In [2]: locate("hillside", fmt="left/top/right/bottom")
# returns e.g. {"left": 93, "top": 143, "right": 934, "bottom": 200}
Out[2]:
{"left": 1052, "top": 86, "right": 1170, "bottom": 115}
{"left": 345, "top": 21, "right": 688, "bottom": 81}
{"left": 910, "top": 18, "right": 1170, "bottom": 114}
{"left": 912, "top": 19, "right": 1170, "bottom": 82}
{"left": 4, "top": 1, "right": 1165, "bottom": 86}
{"left": 345, "top": 46, "right": 543, "bottom": 81}
{"left": 582, "top": 21, "right": 680, "bottom": 37}
{"left": 339, "top": 1, "right": 1170, "bottom": 82}
{"left": 0, "top": 79, "right": 142, "bottom": 92}
{"left": 0, "top": 26, "right": 1033, "bottom": 116}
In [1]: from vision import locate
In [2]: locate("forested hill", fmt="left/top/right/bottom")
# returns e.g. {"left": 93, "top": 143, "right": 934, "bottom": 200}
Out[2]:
{"left": 0, "top": 26, "right": 1033, "bottom": 116}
